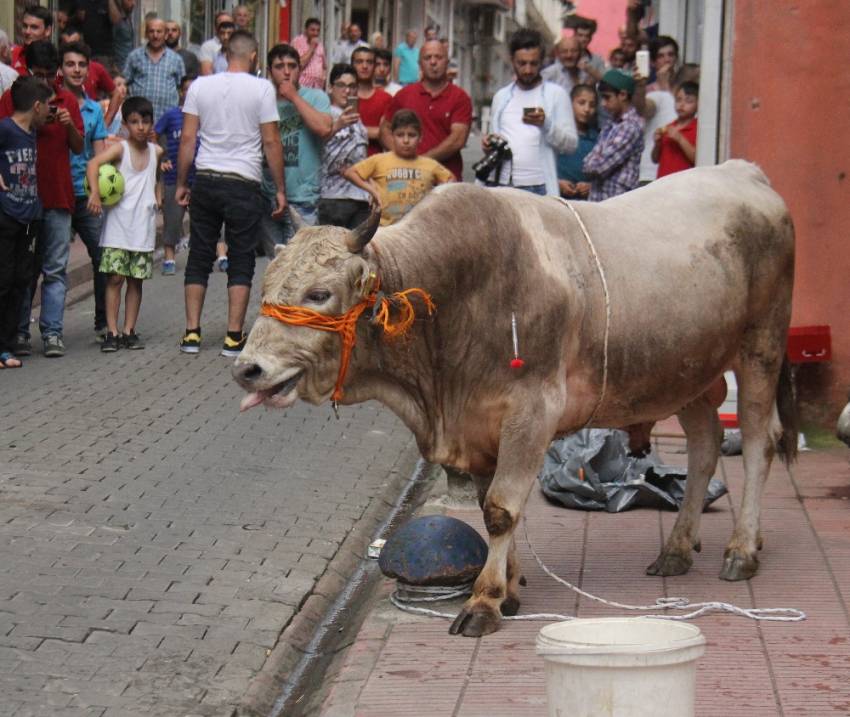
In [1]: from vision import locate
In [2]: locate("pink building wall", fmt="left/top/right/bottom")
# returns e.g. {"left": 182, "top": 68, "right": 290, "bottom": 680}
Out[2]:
{"left": 729, "top": 1, "right": 850, "bottom": 421}
{"left": 562, "top": 0, "right": 627, "bottom": 57}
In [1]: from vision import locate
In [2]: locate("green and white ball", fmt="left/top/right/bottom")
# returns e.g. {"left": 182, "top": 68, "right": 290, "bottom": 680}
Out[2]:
{"left": 85, "top": 164, "right": 125, "bottom": 207}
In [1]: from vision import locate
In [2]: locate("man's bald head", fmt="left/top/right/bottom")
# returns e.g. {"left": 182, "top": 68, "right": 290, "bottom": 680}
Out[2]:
{"left": 419, "top": 39, "right": 446, "bottom": 62}
{"left": 419, "top": 39, "right": 448, "bottom": 83}
{"left": 555, "top": 35, "right": 581, "bottom": 69}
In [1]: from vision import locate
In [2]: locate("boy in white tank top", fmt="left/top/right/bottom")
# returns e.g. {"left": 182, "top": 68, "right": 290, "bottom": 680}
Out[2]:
{"left": 86, "top": 96, "right": 164, "bottom": 352}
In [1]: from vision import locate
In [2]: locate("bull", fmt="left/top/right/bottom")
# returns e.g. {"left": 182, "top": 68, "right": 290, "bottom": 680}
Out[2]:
{"left": 233, "top": 160, "right": 797, "bottom": 637}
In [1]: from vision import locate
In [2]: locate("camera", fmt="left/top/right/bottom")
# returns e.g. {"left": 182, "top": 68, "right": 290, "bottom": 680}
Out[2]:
{"left": 473, "top": 135, "right": 512, "bottom": 183}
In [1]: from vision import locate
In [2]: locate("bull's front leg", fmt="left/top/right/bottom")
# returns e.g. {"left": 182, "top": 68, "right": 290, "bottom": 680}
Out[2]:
{"left": 449, "top": 412, "right": 554, "bottom": 637}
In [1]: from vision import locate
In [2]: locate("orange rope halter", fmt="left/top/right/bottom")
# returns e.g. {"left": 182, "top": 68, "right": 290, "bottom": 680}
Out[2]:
{"left": 259, "top": 281, "right": 435, "bottom": 404}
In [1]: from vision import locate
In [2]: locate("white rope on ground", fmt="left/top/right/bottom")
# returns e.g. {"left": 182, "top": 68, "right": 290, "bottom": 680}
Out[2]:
{"left": 389, "top": 519, "right": 806, "bottom": 623}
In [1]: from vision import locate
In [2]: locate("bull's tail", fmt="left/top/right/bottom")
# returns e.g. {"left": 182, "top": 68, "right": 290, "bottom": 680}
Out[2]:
{"left": 775, "top": 356, "right": 798, "bottom": 465}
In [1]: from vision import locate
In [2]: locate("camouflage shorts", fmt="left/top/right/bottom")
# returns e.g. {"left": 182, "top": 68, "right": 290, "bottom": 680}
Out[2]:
{"left": 99, "top": 247, "right": 153, "bottom": 279}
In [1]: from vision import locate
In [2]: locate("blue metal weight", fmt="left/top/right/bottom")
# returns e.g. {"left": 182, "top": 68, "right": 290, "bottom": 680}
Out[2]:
{"left": 378, "top": 515, "right": 488, "bottom": 586}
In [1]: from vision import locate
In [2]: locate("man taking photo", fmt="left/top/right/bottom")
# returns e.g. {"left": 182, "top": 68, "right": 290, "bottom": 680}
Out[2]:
{"left": 484, "top": 29, "right": 577, "bottom": 196}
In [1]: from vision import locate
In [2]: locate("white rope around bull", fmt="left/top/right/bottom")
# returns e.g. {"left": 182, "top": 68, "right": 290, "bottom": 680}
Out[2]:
{"left": 389, "top": 519, "right": 806, "bottom": 623}
{"left": 557, "top": 199, "right": 611, "bottom": 429}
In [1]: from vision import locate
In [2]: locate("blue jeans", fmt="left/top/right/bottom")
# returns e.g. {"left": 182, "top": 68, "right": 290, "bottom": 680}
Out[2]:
{"left": 71, "top": 196, "right": 106, "bottom": 329}
{"left": 260, "top": 200, "right": 317, "bottom": 257}
{"left": 517, "top": 184, "right": 547, "bottom": 196}
{"left": 19, "top": 208, "right": 71, "bottom": 338}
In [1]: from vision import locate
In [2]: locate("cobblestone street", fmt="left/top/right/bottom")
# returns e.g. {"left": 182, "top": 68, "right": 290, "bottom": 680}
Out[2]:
{"left": 0, "top": 256, "right": 415, "bottom": 716}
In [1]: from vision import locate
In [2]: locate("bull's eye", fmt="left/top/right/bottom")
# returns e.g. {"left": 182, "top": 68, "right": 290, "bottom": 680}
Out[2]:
{"left": 305, "top": 289, "right": 331, "bottom": 304}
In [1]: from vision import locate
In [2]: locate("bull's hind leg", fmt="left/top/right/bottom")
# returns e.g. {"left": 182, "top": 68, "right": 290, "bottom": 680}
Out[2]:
{"left": 647, "top": 393, "right": 721, "bottom": 576}
{"left": 449, "top": 410, "right": 554, "bottom": 637}
{"left": 720, "top": 351, "right": 783, "bottom": 581}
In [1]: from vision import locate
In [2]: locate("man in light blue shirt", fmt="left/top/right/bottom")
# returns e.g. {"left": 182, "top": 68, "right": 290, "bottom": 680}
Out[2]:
{"left": 261, "top": 43, "right": 333, "bottom": 253}
{"left": 393, "top": 30, "right": 419, "bottom": 85}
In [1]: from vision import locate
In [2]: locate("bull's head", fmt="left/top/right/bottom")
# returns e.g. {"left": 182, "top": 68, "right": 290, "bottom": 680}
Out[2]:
{"left": 232, "top": 208, "right": 381, "bottom": 411}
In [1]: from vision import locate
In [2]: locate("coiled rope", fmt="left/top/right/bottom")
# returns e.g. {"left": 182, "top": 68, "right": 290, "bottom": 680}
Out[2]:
{"left": 389, "top": 519, "right": 806, "bottom": 623}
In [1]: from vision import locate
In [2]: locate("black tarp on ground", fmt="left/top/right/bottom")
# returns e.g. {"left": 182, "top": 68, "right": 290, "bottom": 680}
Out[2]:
{"left": 538, "top": 429, "right": 728, "bottom": 512}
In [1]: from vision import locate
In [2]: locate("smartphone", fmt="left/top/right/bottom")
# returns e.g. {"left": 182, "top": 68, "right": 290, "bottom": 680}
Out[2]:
{"left": 635, "top": 49, "right": 650, "bottom": 77}
{"left": 346, "top": 96, "right": 359, "bottom": 113}
{"left": 47, "top": 102, "right": 59, "bottom": 121}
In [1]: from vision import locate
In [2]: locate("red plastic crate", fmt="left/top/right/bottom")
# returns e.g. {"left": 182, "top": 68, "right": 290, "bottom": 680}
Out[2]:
{"left": 787, "top": 325, "right": 831, "bottom": 363}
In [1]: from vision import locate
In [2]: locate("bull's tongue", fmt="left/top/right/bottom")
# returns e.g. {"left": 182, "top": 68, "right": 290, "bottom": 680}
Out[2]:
{"left": 240, "top": 392, "right": 265, "bottom": 412}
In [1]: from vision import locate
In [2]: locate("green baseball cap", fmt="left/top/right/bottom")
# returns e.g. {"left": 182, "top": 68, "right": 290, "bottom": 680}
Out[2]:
{"left": 601, "top": 69, "right": 636, "bottom": 94}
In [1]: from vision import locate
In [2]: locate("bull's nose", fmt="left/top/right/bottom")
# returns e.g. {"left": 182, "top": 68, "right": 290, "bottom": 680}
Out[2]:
{"left": 232, "top": 362, "right": 264, "bottom": 385}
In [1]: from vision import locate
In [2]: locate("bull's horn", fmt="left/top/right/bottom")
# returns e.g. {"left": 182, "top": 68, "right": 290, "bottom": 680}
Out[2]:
{"left": 288, "top": 205, "right": 308, "bottom": 231}
{"left": 346, "top": 207, "right": 381, "bottom": 253}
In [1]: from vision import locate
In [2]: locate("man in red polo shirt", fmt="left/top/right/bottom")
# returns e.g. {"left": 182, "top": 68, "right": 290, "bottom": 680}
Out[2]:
{"left": 11, "top": 5, "right": 54, "bottom": 75}
{"left": 380, "top": 39, "right": 471, "bottom": 180}
{"left": 1, "top": 42, "right": 84, "bottom": 358}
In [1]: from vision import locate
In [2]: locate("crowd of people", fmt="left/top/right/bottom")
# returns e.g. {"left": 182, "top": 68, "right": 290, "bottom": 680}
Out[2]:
{"left": 0, "top": 1, "right": 698, "bottom": 369}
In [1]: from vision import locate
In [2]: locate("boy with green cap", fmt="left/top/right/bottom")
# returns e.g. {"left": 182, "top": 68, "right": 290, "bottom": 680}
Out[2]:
{"left": 582, "top": 69, "right": 644, "bottom": 201}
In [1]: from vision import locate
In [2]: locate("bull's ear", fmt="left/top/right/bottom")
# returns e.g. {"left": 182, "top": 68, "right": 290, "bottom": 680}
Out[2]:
{"left": 346, "top": 206, "right": 381, "bottom": 253}
{"left": 350, "top": 258, "right": 376, "bottom": 298}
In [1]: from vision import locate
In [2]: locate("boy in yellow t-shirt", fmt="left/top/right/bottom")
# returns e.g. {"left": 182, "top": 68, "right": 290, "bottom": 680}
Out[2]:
{"left": 344, "top": 109, "right": 454, "bottom": 226}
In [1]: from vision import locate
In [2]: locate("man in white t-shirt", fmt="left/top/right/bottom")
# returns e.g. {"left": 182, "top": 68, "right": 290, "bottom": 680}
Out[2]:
{"left": 485, "top": 29, "right": 577, "bottom": 196}
{"left": 176, "top": 30, "right": 286, "bottom": 358}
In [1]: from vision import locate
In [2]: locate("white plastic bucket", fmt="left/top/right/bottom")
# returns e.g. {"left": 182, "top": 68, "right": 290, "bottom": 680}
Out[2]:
{"left": 536, "top": 617, "right": 706, "bottom": 717}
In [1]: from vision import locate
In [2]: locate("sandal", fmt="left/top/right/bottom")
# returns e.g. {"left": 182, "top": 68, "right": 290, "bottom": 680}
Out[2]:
{"left": 0, "top": 351, "right": 22, "bottom": 368}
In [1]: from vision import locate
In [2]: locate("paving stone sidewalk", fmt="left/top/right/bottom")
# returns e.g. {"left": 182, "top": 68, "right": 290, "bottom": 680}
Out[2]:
{"left": 320, "top": 429, "right": 850, "bottom": 717}
{"left": 0, "top": 255, "right": 415, "bottom": 716}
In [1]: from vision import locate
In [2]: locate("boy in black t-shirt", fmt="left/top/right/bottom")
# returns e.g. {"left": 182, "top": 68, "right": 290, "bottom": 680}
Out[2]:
{"left": 0, "top": 77, "right": 52, "bottom": 367}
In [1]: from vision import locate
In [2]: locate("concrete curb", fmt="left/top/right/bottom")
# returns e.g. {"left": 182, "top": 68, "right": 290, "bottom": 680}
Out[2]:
{"left": 237, "top": 440, "right": 426, "bottom": 717}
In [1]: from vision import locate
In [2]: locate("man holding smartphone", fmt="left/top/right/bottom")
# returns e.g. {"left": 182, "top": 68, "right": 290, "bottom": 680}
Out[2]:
{"left": 484, "top": 29, "right": 576, "bottom": 196}
{"left": 259, "top": 43, "right": 333, "bottom": 254}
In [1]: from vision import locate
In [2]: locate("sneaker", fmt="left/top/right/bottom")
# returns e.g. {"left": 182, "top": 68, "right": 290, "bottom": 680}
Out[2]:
{"left": 13, "top": 334, "right": 32, "bottom": 357}
{"left": 180, "top": 330, "right": 201, "bottom": 354}
{"left": 177, "top": 236, "right": 190, "bottom": 253}
{"left": 216, "top": 255, "right": 229, "bottom": 272}
{"left": 162, "top": 260, "right": 177, "bottom": 276}
{"left": 122, "top": 331, "right": 145, "bottom": 350}
{"left": 220, "top": 332, "right": 246, "bottom": 357}
{"left": 101, "top": 332, "right": 121, "bottom": 353}
{"left": 43, "top": 335, "right": 66, "bottom": 358}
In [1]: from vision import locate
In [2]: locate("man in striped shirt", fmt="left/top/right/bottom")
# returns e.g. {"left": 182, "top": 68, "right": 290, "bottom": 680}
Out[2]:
{"left": 292, "top": 18, "right": 326, "bottom": 90}
{"left": 124, "top": 17, "right": 185, "bottom": 122}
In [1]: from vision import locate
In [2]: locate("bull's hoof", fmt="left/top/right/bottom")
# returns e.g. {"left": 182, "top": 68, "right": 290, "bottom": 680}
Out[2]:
{"left": 719, "top": 551, "right": 759, "bottom": 581}
{"left": 500, "top": 595, "right": 520, "bottom": 617}
{"left": 449, "top": 605, "right": 501, "bottom": 637}
{"left": 693, "top": 539, "right": 702, "bottom": 554}
{"left": 646, "top": 551, "right": 692, "bottom": 577}
{"left": 519, "top": 575, "right": 527, "bottom": 587}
